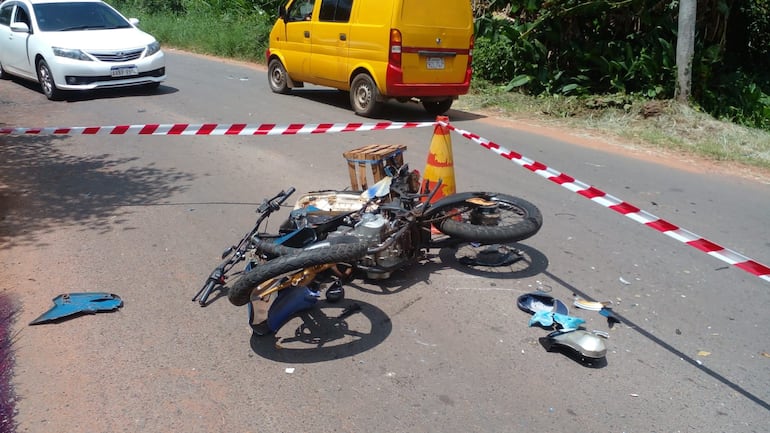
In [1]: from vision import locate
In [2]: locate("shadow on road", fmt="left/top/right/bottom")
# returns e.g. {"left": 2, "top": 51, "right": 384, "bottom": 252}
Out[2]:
{"left": 0, "top": 135, "right": 194, "bottom": 249}
{"left": 543, "top": 269, "right": 770, "bottom": 411}
{"left": 247, "top": 242, "right": 547, "bottom": 362}
{"left": 348, "top": 242, "right": 548, "bottom": 297}
{"left": 63, "top": 84, "right": 179, "bottom": 102}
{"left": 279, "top": 88, "right": 486, "bottom": 122}
{"left": 249, "top": 299, "right": 392, "bottom": 363}
{"left": 0, "top": 75, "right": 177, "bottom": 102}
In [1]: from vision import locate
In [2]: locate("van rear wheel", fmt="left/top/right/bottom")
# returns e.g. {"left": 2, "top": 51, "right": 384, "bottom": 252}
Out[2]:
{"left": 422, "top": 98, "right": 453, "bottom": 116}
{"left": 268, "top": 59, "right": 290, "bottom": 94}
{"left": 350, "top": 73, "right": 381, "bottom": 117}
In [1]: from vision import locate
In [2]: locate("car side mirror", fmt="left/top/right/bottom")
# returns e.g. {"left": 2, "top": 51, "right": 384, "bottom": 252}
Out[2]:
{"left": 10, "top": 22, "right": 30, "bottom": 33}
{"left": 279, "top": 5, "right": 286, "bottom": 20}
{"left": 129, "top": 17, "right": 139, "bottom": 26}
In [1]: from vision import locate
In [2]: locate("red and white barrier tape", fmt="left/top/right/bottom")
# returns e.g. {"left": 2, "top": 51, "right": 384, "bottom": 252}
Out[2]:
{"left": 3, "top": 117, "right": 766, "bottom": 282}
{"left": 0, "top": 121, "right": 434, "bottom": 136}
{"left": 439, "top": 120, "right": 770, "bottom": 283}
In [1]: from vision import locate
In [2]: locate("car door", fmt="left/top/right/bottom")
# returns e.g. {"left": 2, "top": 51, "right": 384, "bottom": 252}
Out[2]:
{"left": 0, "top": 2, "right": 17, "bottom": 71}
{"left": 310, "top": 0, "right": 352, "bottom": 86}
{"left": 5, "top": 3, "right": 35, "bottom": 76}
{"left": 281, "top": 0, "right": 315, "bottom": 81}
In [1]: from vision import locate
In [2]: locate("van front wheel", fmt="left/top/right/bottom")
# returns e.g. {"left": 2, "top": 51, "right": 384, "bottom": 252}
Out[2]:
{"left": 422, "top": 98, "right": 453, "bottom": 116}
{"left": 268, "top": 59, "right": 290, "bottom": 94}
{"left": 350, "top": 73, "right": 381, "bottom": 117}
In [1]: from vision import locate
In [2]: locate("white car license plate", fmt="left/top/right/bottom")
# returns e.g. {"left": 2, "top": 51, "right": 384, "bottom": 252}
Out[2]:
{"left": 111, "top": 66, "right": 139, "bottom": 77}
{"left": 426, "top": 57, "right": 445, "bottom": 70}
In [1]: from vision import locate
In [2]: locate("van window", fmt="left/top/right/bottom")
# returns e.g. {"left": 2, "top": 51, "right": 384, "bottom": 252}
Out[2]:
{"left": 400, "top": 0, "right": 471, "bottom": 28}
{"left": 319, "top": 0, "right": 352, "bottom": 22}
{"left": 287, "top": 0, "right": 314, "bottom": 22}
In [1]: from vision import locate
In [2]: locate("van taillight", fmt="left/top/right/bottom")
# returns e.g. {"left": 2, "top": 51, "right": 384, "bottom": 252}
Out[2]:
{"left": 389, "top": 29, "right": 402, "bottom": 66}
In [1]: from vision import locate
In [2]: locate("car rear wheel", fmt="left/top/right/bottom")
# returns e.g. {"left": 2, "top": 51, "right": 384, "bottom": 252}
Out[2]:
{"left": 422, "top": 98, "right": 453, "bottom": 116}
{"left": 350, "top": 73, "right": 381, "bottom": 117}
{"left": 36, "top": 59, "right": 64, "bottom": 101}
{"left": 268, "top": 59, "right": 290, "bottom": 94}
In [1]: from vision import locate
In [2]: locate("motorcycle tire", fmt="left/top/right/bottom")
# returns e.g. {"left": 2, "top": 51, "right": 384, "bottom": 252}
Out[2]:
{"left": 432, "top": 193, "right": 543, "bottom": 244}
{"left": 227, "top": 242, "right": 368, "bottom": 306}
{"left": 254, "top": 240, "right": 301, "bottom": 257}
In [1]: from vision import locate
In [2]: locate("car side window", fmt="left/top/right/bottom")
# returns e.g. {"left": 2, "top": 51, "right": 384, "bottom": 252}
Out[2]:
{"left": 0, "top": 4, "right": 13, "bottom": 27}
{"left": 287, "top": 0, "right": 314, "bottom": 22}
{"left": 319, "top": 0, "right": 353, "bottom": 23}
{"left": 13, "top": 4, "right": 30, "bottom": 27}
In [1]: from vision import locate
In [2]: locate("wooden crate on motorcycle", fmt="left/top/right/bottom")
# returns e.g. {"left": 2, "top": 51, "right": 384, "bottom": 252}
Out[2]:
{"left": 343, "top": 144, "right": 407, "bottom": 190}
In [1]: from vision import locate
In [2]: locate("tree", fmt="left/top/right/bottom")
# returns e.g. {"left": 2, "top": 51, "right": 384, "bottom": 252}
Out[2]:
{"left": 675, "top": 0, "right": 697, "bottom": 102}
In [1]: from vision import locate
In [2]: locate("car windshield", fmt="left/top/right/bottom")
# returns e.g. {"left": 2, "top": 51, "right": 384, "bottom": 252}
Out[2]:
{"left": 33, "top": 2, "right": 131, "bottom": 32}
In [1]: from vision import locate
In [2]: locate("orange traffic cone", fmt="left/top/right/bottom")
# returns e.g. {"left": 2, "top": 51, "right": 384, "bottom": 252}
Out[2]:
{"left": 421, "top": 116, "right": 456, "bottom": 202}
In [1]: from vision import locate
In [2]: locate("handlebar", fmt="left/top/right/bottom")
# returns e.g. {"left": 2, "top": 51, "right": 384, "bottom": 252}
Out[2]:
{"left": 193, "top": 186, "right": 296, "bottom": 306}
{"left": 257, "top": 187, "right": 296, "bottom": 214}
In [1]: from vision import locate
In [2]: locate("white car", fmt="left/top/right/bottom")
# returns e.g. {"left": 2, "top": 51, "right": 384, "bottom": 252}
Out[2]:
{"left": 0, "top": 0, "right": 165, "bottom": 100}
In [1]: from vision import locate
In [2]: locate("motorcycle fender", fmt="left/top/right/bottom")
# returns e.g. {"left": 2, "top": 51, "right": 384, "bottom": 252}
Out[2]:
{"left": 422, "top": 191, "right": 495, "bottom": 218}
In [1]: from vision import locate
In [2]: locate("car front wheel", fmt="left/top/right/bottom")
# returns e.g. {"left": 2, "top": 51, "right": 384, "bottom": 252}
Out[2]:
{"left": 0, "top": 62, "right": 7, "bottom": 80}
{"left": 268, "top": 59, "right": 290, "bottom": 94}
{"left": 36, "top": 59, "right": 64, "bottom": 100}
{"left": 349, "top": 73, "right": 381, "bottom": 117}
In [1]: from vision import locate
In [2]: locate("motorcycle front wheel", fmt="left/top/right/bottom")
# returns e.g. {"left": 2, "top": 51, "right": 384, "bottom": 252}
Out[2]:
{"left": 227, "top": 242, "right": 368, "bottom": 306}
{"left": 431, "top": 193, "right": 543, "bottom": 244}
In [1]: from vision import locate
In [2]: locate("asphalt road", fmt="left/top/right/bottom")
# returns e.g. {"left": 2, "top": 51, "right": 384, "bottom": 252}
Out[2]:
{"left": 1, "top": 49, "right": 769, "bottom": 433}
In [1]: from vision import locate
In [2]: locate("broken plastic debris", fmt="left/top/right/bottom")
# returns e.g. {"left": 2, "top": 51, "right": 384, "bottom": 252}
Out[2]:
{"left": 285, "top": 367, "right": 295, "bottom": 374}
{"left": 539, "top": 329, "right": 607, "bottom": 359}
{"left": 697, "top": 351, "right": 711, "bottom": 357}
{"left": 573, "top": 296, "right": 610, "bottom": 311}
{"left": 619, "top": 277, "right": 631, "bottom": 285}
{"left": 529, "top": 311, "right": 585, "bottom": 331}
{"left": 30, "top": 292, "right": 123, "bottom": 325}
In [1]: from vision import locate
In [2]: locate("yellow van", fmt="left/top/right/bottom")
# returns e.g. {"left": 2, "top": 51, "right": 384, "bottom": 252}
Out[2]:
{"left": 265, "top": 0, "right": 474, "bottom": 117}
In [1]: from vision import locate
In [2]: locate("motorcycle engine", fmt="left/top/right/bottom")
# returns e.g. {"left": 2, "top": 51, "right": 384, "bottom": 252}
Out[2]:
{"left": 327, "top": 211, "right": 404, "bottom": 279}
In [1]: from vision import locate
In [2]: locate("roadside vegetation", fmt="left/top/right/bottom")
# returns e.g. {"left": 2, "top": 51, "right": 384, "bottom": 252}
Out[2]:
{"left": 108, "top": 0, "right": 770, "bottom": 171}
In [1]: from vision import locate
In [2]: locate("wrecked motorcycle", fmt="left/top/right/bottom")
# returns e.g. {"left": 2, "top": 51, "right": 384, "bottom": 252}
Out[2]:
{"left": 221, "top": 163, "right": 544, "bottom": 311}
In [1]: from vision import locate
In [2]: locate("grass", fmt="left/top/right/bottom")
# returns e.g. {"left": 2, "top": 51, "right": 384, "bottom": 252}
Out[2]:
{"left": 456, "top": 82, "right": 770, "bottom": 172}
{"left": 132, "top": 11, "right": 270, "bottom": 62}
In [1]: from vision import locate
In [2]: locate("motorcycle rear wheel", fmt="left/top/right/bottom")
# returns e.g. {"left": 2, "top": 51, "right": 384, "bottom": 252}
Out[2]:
{"left": 227, "top": 242, "right": 367, "bottom": 306}
{"left": 433, "top": 193, "right": 543, "bottom": 244}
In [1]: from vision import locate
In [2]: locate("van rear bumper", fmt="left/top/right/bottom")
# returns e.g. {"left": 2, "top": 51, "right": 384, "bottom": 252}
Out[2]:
{"left": 385, "top": 65, "right": 471, "bottom": 98}
{"left": 386, "top": 82, "right": 470, "bottom": 97}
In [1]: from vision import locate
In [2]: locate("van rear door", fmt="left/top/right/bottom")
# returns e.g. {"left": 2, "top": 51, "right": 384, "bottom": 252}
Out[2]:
{"left": 396, "top": 0, "right": 473, "bottom": 84}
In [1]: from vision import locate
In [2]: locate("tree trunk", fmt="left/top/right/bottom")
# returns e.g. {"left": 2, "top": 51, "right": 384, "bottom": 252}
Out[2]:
{"left": 676, "top": 0, "right": 697, "bottom": 103}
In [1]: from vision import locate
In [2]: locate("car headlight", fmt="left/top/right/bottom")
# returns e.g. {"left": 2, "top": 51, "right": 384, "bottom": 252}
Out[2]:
{"left": 146, "top": 41, "right": 161, "bottom": 57}
{"left": 52, "top": 47, "right": 92, "bottom": 61}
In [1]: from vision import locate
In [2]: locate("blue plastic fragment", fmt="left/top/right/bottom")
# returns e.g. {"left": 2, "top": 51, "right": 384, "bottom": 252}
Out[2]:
{"left": 29, "top": 292, "right": 123, "bottom": 325}
{"left": 529, "top": 311, "right": 586, "bottom": 331}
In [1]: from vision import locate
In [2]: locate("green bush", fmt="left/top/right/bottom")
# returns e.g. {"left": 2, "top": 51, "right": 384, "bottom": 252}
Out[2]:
{"left": 471, "top": 0, "right": 769, "bottom": 130}
{"left": 108, "top": 0, "right": 769, "bottom": 131}
{"left": 109, "top": 0, "right": 184, "bottom": 14}
{"left": 472, "top": 37, "right": 517, "bottom": 84}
